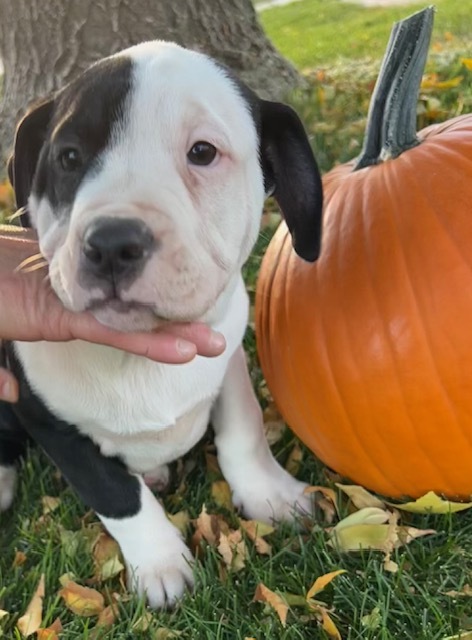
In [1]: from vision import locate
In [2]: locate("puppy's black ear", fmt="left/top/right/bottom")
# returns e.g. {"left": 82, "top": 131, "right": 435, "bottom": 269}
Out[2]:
{"left": 7, "top": 97, "right": 55, "bottom": 227}
{"left": 259, "top": 100, "right": 323, "bottom": 262}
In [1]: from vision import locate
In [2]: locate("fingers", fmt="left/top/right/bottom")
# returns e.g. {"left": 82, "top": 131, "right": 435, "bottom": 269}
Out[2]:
{"left": 66, "top": 313, "right": 226, "bottom": 364}
{"left": 161, "top": 323, "right": 226, "bottom": 358}
{"left": 0, "top": 368, "right": 19, "bottom": 403}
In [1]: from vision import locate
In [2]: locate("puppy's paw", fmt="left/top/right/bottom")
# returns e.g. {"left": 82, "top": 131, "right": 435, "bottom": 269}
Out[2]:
{"left": 231, "top": 462, "right": 313, "bottom": 525}
{"left": 0, "top": 465, "right": 16, "bottom": 512}
{"left": 126, "top": 535, "right": 194, "bottom": 609}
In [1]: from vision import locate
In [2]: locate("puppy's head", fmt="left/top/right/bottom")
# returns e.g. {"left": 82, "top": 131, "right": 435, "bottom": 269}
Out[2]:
{"left": 9, "top": 41, "right": 323, "bottom": 331}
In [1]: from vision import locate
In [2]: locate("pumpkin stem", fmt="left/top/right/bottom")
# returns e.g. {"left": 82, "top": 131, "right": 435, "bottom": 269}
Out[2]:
{"left": 354, "top": 6, "right": 435, "bottom": 171}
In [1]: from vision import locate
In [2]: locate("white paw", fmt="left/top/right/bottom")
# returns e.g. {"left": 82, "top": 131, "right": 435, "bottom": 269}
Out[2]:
{"left": 0, "top": 465, "right": 16, "bottom": 512}
{"left": 231, "top": 461, "right": 313, "bottom": 524}
{"left": 143, "top": 464, "right": 170, "bottom": 491}
{"left": 126, "top": 534, "right": 195, "bottom": 609}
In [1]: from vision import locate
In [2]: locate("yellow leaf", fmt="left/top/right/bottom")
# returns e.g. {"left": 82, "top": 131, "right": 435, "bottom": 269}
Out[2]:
{"left": 387, "top": 491, "right": 472, "bottom": 514}
{"left": 17, "top": 574, "right": 45, "bottom": 637}
{"left": 334, "top": 507, "right": 389, "bottom": 532}
{"left": 461, "top": 58, "right": 472, "bottom": 70}
{"left": 330, "top": 524, "right": 394, "bottom": 552}
{"left": 154, "top": 628, "right": 183, "bottom": 639}
{"left": 421, "top": 74, "right": 463, "bottom": 89}
{"left": 167, "top": 510, "right": 191, "bottom": 536}
{"left": 361, "top": 607, "right": 382, "bottom": 630}
{"left": 211, "top": 480, "right": 234, "bottom": 510}
{"left": 36, "top": 618, "right": 62, "bottom": 640}
{"left": 320, "top": 607, "right": 342, "bottom": 640}
{"left": 41, "top": 496, "right": 61, "bottom": 515}
{"left": 0, "top": 609, "right": 9, "bottom": 619}
{"left": 253, "top": 583, "right": 288, "bottom": 627}
{"left": 240, "top": 520, "right": 274, "bottom": 555}
{"left": 307, "top": 570, "right": 347, "bottom": 600}
{"left": 59, "top": 580, "right": 104, "bottom": 616}
{"left": 442, "top": 633, "right": 472, "bottom": 640}
{"left": 336, "top": 484, "right": 385, "bottom": 510}
{"left": 92, "top": 532, "right": 124, "bottom": 581}
{"left": 132, "top": 611, "right": 154, "bottom": 631}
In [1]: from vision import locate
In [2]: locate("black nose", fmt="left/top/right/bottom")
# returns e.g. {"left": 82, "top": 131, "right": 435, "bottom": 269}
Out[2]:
{"left": 82, "top": 217, "right": 154, "bottom": 283}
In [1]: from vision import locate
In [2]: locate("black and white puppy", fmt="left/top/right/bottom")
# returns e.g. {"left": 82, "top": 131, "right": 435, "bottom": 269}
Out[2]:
{"left": 0, "top": 41, "right": 322, "bottom": 608}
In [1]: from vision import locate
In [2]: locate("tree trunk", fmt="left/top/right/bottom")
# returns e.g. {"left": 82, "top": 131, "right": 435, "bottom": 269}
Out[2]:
{"left": 0, "top": 0, "right": 301, "bottom": 162}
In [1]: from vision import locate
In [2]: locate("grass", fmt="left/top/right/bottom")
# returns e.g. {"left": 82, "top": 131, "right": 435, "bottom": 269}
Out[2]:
{"left": 2, "top": 1, "right": 472, "bottom": 638}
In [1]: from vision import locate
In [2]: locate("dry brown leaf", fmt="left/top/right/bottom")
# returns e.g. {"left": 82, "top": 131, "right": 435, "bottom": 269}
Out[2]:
{"left": 17, "top": 573, "right": 45, "bottom": 637}
{"left": 336, "top": 484, "right": 385, "bottom": 510}
{"left": 193, "top": 505, "right": 229, "bottom": 548}
{"left": 263, "top": 403, "right": 286, "bottom": 446}
{"left": 96, "top": 603, "right": 119, "bottom": 627}
{"left": 211, "top": 480, "right": 234, "bottom": 511}
{"left": 36, "top": 618, "right": 62, "bottom": 640}
{"left": 12, "top": 550, "right": 27, "bottom": 567}
{"left": 253, "top": 583, "right": 288, "bottom": 627}
{"left": 218, "top": 530, "right": 247, "bottom": 571}
{"left": 59, "top": 580, "right": 104, "bottom": 617}
{"left": 306, "top": 570, "right": 346, "bottom": 600}
{"left": 41, "top": 496, "right": 61, "bottom": 515}
{"left": 285, "top": 442, "right": 303, "bottom": 476}
{"left": 240, "top": 519, "right": 273, "bottom": 555}
{"left": 92, "top": 532, "right": 124, "bottom": 581}
{"left": 445, "top": 584, "right": 472, "bottom": 598}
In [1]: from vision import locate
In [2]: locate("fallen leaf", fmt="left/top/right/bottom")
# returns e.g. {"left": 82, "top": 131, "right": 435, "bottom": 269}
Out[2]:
{"left": 132, "top": 611, "right": 154, "bottom": 631}
{"left": 334, "top": 507, "right": 389, "bottom": 532}
{"left": 263, "top": 403, "right": 286, "bottom": 446}
{"left": 59, "top": 580, "right": 104, "bottom": 616}
{"left": 319, "top": 607, "right": 342, "bottom": 640}
{"left": 36, "top": 618, "right": 62, "bottom": 640}
{"left": 361, "top": 606, "right": 382, "bottom": 630}
{"left": 12, "top": 551, "right": 27, "bottom": 567}
{"left": 461, "top": 58, "right": 472, "bottom": 70}
{"left": 445, "top": 584, "right": 472, "bottom": 598}
{"left": 211, "top": 480, "right": 234, "bottom": 511}
{"left": 0, "top": 609, "right": 9, "bottom": 619}
{"left": 253, "top": 583, "right": 288, "bottom": 627}
{"left": 192, "top": 505, "right": 229, "bottom": 548}
{"left": 240, "top": 520, "right": 274, "bottom": 555}
{"left": 17, "top": 574, "right": 45, "bottom": 637}
{"left": 387, "top": 492, "right": 472, "bottom": 514}
{"left": 41, "top": 496, "right": 61, "bottom": 515}
{"left": 96, "top": 603, "right": 119, "bottom": 627}
{"left": 336, "top": 484, "right": 385, "bottom": 510}
{"left": 285, "top": 442, "right": 303, "bottom": 476}
{"left": 58, "top": 527, "right": 82, "bottom": 558}
{"left": 205, "top": 451, "right": 221, "bottom": 476}
{"left": 218, "top": 530, "right": 247, "bottom": 571}
{"left": 154, "top": 628, "right": 183, "bottom": 639}
{"left": 304, "top": 485, "right": 338, "bottom": 522}
{"left": 92, "top": 532, "right": 124, "bottom": 581}
{"left": 306, "top": 570, "right": 346, "bottom": 600}
{"left": 167, "top": 510, "right": 191, "bottom": 536}
{"left": 442, "top": 633, "right": 472, "bottom": 640}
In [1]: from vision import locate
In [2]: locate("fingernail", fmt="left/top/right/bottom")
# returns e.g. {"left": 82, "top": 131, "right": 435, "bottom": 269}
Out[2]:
{"left": 210, "top": 332, "right": 226, "bottom": 351}
{"left": 177, "top": 339, "right": 196, "bottom": 358}
{"left": 1, "top": 381, "right": 16, "bottom": 403}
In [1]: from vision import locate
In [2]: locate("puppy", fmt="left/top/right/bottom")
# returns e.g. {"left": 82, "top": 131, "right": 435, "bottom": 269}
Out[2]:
{"left": 0, "top": 40, "right": 323, "bottom": 608}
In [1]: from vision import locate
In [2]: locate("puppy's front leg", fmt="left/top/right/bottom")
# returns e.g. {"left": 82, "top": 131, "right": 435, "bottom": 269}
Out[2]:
{"left": 212, "top": 346, "right": 312, "bottom": 524}
{"left": 12, "top": 404, "right": 193, "bottom": 608}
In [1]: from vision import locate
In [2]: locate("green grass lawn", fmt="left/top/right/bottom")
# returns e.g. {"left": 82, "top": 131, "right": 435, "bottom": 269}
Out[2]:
{"left": 2, "top": 2, "right": 472, "bottom": 639}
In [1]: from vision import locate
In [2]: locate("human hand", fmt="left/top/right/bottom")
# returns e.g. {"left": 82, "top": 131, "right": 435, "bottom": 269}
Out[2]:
{"left": 0, "top": 231, "right": 226, "bottom": 403}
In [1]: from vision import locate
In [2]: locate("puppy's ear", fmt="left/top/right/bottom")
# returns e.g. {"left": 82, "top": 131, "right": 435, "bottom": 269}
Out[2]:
{"left": 259, "top": 100, "right": 323, "bottom": 262}
{"left": 7, "top": 97, "right": 55, "bottom": 227}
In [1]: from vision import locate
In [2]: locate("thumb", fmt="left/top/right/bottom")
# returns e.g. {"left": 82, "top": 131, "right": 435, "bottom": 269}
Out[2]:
{"left": 0, "top": 368, "right": 19, "bottom": 403}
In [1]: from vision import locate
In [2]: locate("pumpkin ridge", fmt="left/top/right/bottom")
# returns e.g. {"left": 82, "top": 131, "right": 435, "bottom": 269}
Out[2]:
{"left": 381, "top": 165, "right": 472, "bottom": 487}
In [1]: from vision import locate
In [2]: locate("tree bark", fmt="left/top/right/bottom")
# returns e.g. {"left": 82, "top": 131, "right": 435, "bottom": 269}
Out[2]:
{"left": 0, "top": 0, "right": 301, "bottom": 162}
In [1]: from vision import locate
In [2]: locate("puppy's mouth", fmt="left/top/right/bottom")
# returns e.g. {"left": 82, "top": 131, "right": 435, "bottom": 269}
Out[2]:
{"left": 87, "top": 297, "right": 159, "bottom": 316}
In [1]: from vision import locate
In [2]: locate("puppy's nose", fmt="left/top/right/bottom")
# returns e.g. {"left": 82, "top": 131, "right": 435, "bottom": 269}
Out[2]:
{"left": 82, "top": 218, "right": 154, "bottom": 282}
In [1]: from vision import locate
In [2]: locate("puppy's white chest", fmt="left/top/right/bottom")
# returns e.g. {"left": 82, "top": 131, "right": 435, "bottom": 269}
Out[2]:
{"left": 15, "top": 278, "right": 249, "bottom": 469}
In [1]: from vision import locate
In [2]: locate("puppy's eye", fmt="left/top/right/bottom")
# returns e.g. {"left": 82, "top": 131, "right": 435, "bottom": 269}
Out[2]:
{"left": 59, "top": 147, "right": 82, "bottom": 172}
{"left": 187, "top": 141, "right": 217, "bottom": 166}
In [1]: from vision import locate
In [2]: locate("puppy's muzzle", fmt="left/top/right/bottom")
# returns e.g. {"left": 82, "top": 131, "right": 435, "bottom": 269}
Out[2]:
{"left": 81, "top": 217, "right": 154, "bottom": 289}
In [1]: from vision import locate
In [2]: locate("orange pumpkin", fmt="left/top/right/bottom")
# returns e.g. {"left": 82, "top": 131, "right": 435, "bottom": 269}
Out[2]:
{"left": 256, "top": 8, "right": 472, "bottom": 499}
